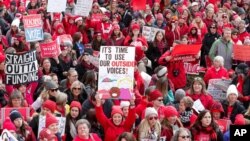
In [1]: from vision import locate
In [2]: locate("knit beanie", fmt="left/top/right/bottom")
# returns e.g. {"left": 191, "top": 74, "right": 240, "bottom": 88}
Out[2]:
{"left": 171, "top": 0, "right": 178, "bottom": 5}
{"left": 42, "top": 100, "right": 56, "bottom": 113}
{"left": 164, "top": 106, "right": 179, "bottom": 118}
{"left": 148, "top": 90, "right": 162, "bottom": 102}
{"left": 226, "top": 84, "right": 238, "bottom": 98}
{"left": 234, "top": 114, "right": 245, "bottom": 125}
{"left": 111, "top": 106, "right": 123, "bottom": 116}
{"left": 45, "top": 113, "right": 58, "bottom": 128}
{"left": 70, "top": 101, "right": 82, "bottom": 111}
{"left": 39, "top": 128, "right": 56, "bottom": 140}
{"left": 156, "top": 66, "right": 167, "bottom": 78}
{"left": 145, "top": 107, "right": 158, "bottom": 117}
{"left": 3, "top": 118, "right": 16, "bottom": 131}
{"left": 120, "top": 101, "right": 130, "bottom": 109}
{"left": 131, "top": 23, "right": 140, "bottom": 30}
{"left": 145, "top": 14, "right": 153, "bottom": 23}
{"left": 210, "top": 101, "right": 224, "bottom": 113}
{"left": 175, "top": 89, "right": 186, "bottom": 102}
{"left": 9, "top": 110, "right": 22, "bottom": 122}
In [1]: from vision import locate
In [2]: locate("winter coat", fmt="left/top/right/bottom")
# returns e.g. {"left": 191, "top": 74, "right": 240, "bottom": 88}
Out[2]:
{"left": 190, "top": 125, "right": 224, "bottom": 141}
{"left": 200, "top": 32, "right": 220, "bottom": 67}
{"left": 73, "top": 133, "right": 102, "bottom": 141}
{"left": 16, "top": 125, "right": 36, "bottom": 141}
{"left": 95, "top": 106, "right": 136, "bottom": 141}
{"left": 203, "top": 66, "right": 229, "bottom": 84}
{"left": 158, "top": 51, "right": 186, "bottom": 89}
{"left": 221, "top": 100, "right": 245, "bottom": 123}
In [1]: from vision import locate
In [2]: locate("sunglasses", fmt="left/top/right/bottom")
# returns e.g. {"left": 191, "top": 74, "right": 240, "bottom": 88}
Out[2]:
{"left": 179, "top": 135, "right": 190, "bottom": 139}
{"left": 73, "top": 87, "right": 81, "bottom": 90}
{"left": 149, "top": 116, "right": 158, "bottom": 120}
{"left": 222, "top": 16, "right": 228, "bottom": 19}
{"left": 50, "top": 88, "right": 58, "bottom": 92}
{"left": 210, "top": 26, "right": 216, "bottom": 29}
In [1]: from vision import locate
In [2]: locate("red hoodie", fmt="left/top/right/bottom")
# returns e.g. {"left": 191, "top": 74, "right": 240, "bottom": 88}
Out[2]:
{"left": 73, "top": 134, "right": 102, "bottom": 141}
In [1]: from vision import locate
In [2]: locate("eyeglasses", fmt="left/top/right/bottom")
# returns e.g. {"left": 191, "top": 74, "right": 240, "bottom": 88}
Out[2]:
{"left": 50, "top": 88, "right": 58, "bottom": 92}
{"left": 73, "top": 87, "right": 81, "bottom": 90}
{"left": 210, "top": 26, "right": 216, "bottom": 29}
{"left": 179, "top": 135, "right": 190, "bottom": 139}
{"left": 149, "top": 116, "right": 158, "bottom": 120}
{"left": 222, "top": 16, "right": 228, "bottom": 19}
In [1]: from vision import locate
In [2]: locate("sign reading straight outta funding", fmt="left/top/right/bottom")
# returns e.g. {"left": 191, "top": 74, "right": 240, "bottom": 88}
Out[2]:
{"left": 23, "top": 14, "right": 44, "bottom": 42}
{"left": 98, "top": 46, "right": 135, "bottom": 99}
{"left": 4, "top": 51, "right": 38, "bottom": 85}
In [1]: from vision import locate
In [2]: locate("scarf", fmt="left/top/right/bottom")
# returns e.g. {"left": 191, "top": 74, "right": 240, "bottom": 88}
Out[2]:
{"left": 156, "top": 41, "right": 166, "bottom": 54}
{"left": 180, "top": 109, "right": 193, "bottom": 124}
{"left": 69, "top": 120, "right": 77, "bottom": 138}
{"left": 195, "top": 125, "right": 217, "bottom": 141}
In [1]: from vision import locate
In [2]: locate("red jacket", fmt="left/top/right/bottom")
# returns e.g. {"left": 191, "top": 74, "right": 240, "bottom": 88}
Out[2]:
{"left": 186, "top": 92, "right": 214, "bottom": 110}
{"left": 203, "top": 66, "right": 229, "bottom": 84}
{"left": 73, "top": 134, "right": 102, "bottom": 141}
{"left": 238, "top": 31, "right": 249, "bottom": 43}
{"left": 95, "top": 106, "right": 136, "bottom": 141}
{"left": 158, "top": 51, "right": 186, "bottom": 89}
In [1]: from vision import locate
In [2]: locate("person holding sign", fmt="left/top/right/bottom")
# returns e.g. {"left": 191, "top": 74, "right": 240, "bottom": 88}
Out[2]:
{"left": 9, "top": 110, "right": 36, "bottom": 141}
{"left": 95, "top": 93, "right": 136, "bottom": 141}
{"left": 39, "top": 128, "right": 57, "bottom": 141}
{"left": 45, "top": 113, "right": 62, "bottom": 141}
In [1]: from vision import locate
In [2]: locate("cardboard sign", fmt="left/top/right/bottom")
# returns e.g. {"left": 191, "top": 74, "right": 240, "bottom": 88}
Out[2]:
{"left": 88, "top": 55, "right": 99, "bottom": 68}
{"left": 40, "top": 41, "right": 60, "bottom": 58}
{"left": 207, "top": 79, "right": 232, "bottom": 101}
{"left": 57, "top": 34, "right": 73, "bottom": 45}
{"left": 38, "top": 115, "right": 66, "bottom": 137}
{"left": 91, "top": 14, "right": 103, "bottom": 22}
{"left": 0, "top": 129, "right": 18, "bottom": 141}
{"left": 74, "top": 0, "right": 93, "bottom": 17}
{"left": 23, "top": 14, "right": 43, "bottom": 42}
{"left": 132, "top": 0, "right": 146, "bottom": 10}
{"left": 1, "top": 107, "right": 30, "bottom": 127}
{"left": 233, "top": 45, "right": 250, "bottom": 61}
{"left": 171, "top": 44, "right": 202, "bottom": 56}
{"left": 142, "top": 26, "right": 165, "bottom": 42}
{"left": 4, "top": 51, "right": 38, "bottom": 85}
{"left": 47, "top": 0, "right": 67, "bottom": 12}
{"left": 98, "top": 46, "right": 135, "bottom": 99}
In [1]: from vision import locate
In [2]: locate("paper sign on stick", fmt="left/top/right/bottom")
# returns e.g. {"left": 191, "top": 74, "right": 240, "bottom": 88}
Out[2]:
{"left": 47, "top": 0, "right": 67, "bottom": 12}
{"left": 98, "top": 46, "right": 135, "bottom": 99}
{"left": 40, "top": 41, "right": 60, "bottom": 58}
{"left": 74, "top": 0, "right": 93, "bottom": 17}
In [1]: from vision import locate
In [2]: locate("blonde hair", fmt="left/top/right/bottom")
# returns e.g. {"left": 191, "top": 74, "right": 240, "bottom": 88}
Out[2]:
{"left": 138, "top": 119, "right": 161, "bottom": 140}
{"left": 70, "top": 80, "right": 84, "bottom": 91}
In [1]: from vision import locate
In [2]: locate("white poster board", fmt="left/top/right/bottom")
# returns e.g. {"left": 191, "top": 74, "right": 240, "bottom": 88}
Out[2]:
{"left": 98, "top": 46, "right": 135, "bottom": 99}
{"left": 192, "top": 99, "right": 205, "bottom": 114}
{"left": 38, "top": 115, "right": 66, "bottom": 137}
{"left": 0, "top": 129, "right": 18, "bottom": 141}
{"left": 207, "top": 79, "right": 232, "bottom": 101}
{"left": 47, "top": 0, "right": 67, "bottom": 12}
{"left": 74, "top": 0, "right": 93, "bottom": 17}
{"left": 142, "top": 26, "right": 165, "bottom": 41}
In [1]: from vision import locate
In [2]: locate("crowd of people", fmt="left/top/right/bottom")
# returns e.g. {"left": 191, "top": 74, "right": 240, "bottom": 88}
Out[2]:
{"left": 0, "top": 0, "right": 249, "bottom": 141}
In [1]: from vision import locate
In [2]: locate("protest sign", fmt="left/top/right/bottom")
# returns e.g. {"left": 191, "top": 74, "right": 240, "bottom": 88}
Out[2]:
{"left": 40, "top": 40, "right": 60, "bottom": 58}
{"left": 89, "top": 55, "right": 99, "bottom": 68}
{"left": 28, "top": 9, "right": 38, "bottom": 14}
{"left": 74, "top": 0, "right": 93, "bottom": 17}
{"left": 142, "top": 26, "right": 165, "bottom": 42}
{"left": 47, "top": 0, "right": 67, "bottom": 12}
{"left": 1, "top": 107, "right": 30, "bottom": 127}
{"left": 57, "top": 34, "right": 73, "bottom": 45}
{"left": 91, "top": 13, "right": 103, "bottom": 22}
{"left": 207, "top": 79, "right": 232, "bottom": 101}
{"left": 98, "top": 46, "right": 135, "bottom": 99}
{"left": 216, "top": 119, "right": 231, "bottom": 133}
{"left": 38, "top": 115, "right": 66, "bottom": 137}
{"left": 23, "top": 14, "right": 43, "bottom": 42}
{"left": 192, "top": 99, "right": 205, "bottom": 114}
{"left": 171, "top": 44, "right": 201, "bottom": 56}
{"left": 0, "top": 129, "right": 18, "bottom": 141}
{"left": 233, "top": 45, "right": 250, "bottom": 61}
{"left": 132, "top": 0, "right": 146, "bottom": 10}
{"left": 4, "top": 51, "right": 38, "bottom": 85}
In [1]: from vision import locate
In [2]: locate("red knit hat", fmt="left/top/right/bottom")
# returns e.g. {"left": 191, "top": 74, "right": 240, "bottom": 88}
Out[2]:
{"left": 3, "top": 118, "right": 16, "bottom": 131}
{"left": 131, "top": 23, "right": 140, "bottom": 30}
{"left": 210, "top": 101, "right": 224, "bottom": 113}
{"left": 234, "top": 114, "right": 245, "bottom": 125}
{"left": 111, "top": 106, "right": 123, "bottom": 116}
{"left": 39, "top": 128, "right": 57, "bottom": 140}
{"left": 156, "top": 13, "right": 164, "bottom": 20}
{"left": 18, "top": 6, "right": 25, "bottom": 13}
{"left": 70, "top": 101, "right": 82, "bottom": 111}
{"left": 145, "top": 14, "right": 153, "bottom": 23}
{"left": 45, "top": 113, "right": 58, "bottom": 128}
{"left": 67, "top": 0, "right": 74, "bottom": 3}
{"left": 148, "top": 90, "right": 163, "bottom": 102}
{"left": 104, "top": 11, "right": 111, "bottom": 18}
{"left": 195, "top": 12, "right": 202, "bottom": 18}
{"left": 223, "top": 2, "right": 231, "bottom": 10}
{"left": 164, "top": 106, "right": 179, "bottom": 118}
{"left": 42, "top": 100, "right": 56, "bottom": 113}
{"left": 113, "top": 24, "right": 120, "bottom": 30}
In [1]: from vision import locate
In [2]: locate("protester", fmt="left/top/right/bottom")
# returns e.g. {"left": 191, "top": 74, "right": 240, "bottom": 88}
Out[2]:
{"left": 171, "top": 127, "right": 192, "bottom": 141}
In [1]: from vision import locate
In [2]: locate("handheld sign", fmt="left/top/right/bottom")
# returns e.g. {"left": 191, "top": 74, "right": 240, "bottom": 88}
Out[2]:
{"left": 98, "top": 46, "right": 135, "bottom": 99}
{"left": 142, "top": 26, "right": 165, "bottom": 42}
{"left": 4, "top": 51, "right": 38, "bottom": 85}
{"left": 23, "top": 14, "right": 44, "bottom": 42}
{"left": 207, "top": 79, "right": 231, "bottom": 101}
{"left": 74, "top": 0, "right": 93, "bottom": 17}
{"left": 0, "top": 129, "right": 18, "bottom": 141}
{"left": 233, "top": 45, "right": 250, "bottom": 61}
{"left": 47, "top": 0, "right": 67, "bottom": 12}
{"left": 40, "top": 40, "right": 60, "bottom": 58}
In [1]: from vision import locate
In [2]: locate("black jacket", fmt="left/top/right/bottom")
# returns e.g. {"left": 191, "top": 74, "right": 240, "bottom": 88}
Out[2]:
{"left": 200, "top": 32, "right": 220, "bottom": 67}
{"left": 221, "top": 100, "right": 245, "bottom": 123}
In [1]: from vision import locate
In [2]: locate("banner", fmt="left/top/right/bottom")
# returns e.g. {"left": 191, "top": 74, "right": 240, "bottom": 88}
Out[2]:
{"left": 91, "top": 13, "right": 103, "bottom": 22}
{"left": 38, "top": 115, "right": 66, "bottom": 137}
{"left": 47, "top": 0, "right": 67, "bottom": 12}
{"left": 4, "top": 51, "right": 38, "bottom": 85}
{"left": 40, "top": 40, "right": 60, "bottom": 58}
{"left": 57, "top": 34, "right": 72, "bottom": 45}
{"left": 0, "top": 129, "right": 18, "bottom": 141}
{"left": 132, "top": 0, "right": 146, "bottom": 10}
{"left": 28, "top": 9, "right": 38, "bottom": 14}
{"left": 171, "top": 44, "right": 202, "bottom": 56}
{"left": 74, "top": 0, "right": 93, "bottom": 17}
{"left": 23, "top": 14, "right": 43, "bottom": 42}
{"left": 142, "top": 26, "right": 165, "bottom": 42}
{"left": 1, "top": 107, "right": 30, "bottom": 127}
{"left": 98, "top": 46, "right": 135, "bottom": 99}
{"left": 233, "top": 45, "right": 250, "bottom": 61}
{"left": 207, "top": 79, "right": 232, "bottom": 101}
